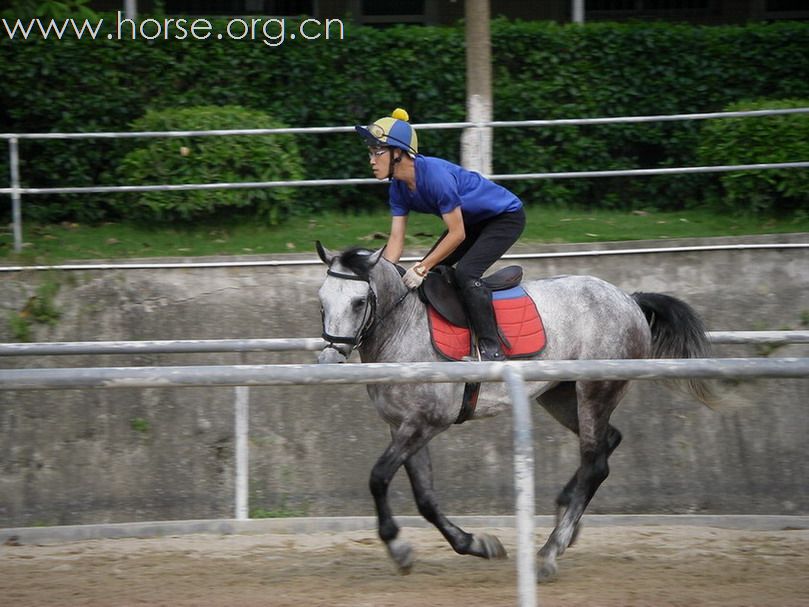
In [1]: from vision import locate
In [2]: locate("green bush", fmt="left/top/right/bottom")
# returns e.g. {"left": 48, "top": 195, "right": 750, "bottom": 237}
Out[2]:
{"left": 697, "top": 99, "right": 809, "bottom": 214}
{"left": 114, "top": 106, "right": 303, "bottom": 223}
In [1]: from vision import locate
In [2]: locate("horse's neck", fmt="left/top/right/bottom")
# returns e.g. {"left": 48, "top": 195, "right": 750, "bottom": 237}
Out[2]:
{"left": 359, "top": 264, "right": 429, "bottom": 363}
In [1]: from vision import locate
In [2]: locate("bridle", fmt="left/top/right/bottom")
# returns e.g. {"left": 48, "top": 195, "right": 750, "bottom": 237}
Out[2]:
{"left": 320, "top": 268, "right": 377, "bottom": 351}
{"left": 320, "top": 266, "right": 410, "bottom": 354}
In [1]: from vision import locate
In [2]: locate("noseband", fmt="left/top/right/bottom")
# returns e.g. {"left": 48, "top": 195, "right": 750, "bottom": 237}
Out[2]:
{"left": 320, "top": 266, "right": 410, "bottom": 353}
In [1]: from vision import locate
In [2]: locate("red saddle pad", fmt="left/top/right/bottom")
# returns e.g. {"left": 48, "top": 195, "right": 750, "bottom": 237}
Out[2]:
{"left": 427, "top": 306, "right": 473, "bottom": 361}
{"left": 427, "top": 286, "right": 546, "bottom": 361}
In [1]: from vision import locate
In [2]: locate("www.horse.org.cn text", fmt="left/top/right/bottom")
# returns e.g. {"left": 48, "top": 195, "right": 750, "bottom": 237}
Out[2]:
{"left": 1, "top": 12, "right": 346, "bottom": 47}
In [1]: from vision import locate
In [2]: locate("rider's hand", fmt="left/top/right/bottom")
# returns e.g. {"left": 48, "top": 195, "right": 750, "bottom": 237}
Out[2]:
{"left": 403, "top": 263, "right": 428, "bottom": 289}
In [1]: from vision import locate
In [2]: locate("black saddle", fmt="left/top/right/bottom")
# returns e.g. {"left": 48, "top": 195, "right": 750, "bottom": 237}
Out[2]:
{"left": 418, "top": 265, "right": 523, "bottom": 328}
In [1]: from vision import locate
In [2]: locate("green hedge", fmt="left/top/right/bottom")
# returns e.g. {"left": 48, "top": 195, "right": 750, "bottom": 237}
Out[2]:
{"left": 697, "top": 99, "right": 809, "bottom": 214}
{"left": 1, "top": 18, "right": 807, "bottom": 222}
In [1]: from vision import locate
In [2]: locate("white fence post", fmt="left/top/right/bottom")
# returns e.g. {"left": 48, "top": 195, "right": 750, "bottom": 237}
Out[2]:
{"left": 124, "top": 0, "right": 137, "bottom": 20}
{"left": 234, "top": 386, "right": 250, "bottom": 521}
{"left": 502, "top": 365, "right": 537, "bottom": 607}
{"left": 572, "top": 0, "right": 585, "bottom": 23}
{"left": 9, "top": 137, "right": 22, "bottom": 253}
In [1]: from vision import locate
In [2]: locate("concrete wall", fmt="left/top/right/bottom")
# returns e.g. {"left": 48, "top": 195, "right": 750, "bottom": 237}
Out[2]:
{"left": 1, "top": 234, "right": 807, "bottom": 527}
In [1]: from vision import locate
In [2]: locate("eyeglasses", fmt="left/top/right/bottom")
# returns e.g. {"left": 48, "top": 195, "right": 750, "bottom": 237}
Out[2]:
{"left": 368, "top": 147, "right": 389, "bottom": 159}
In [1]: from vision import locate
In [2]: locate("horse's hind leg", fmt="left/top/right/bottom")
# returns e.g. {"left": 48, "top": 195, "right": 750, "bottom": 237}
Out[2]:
{"left": 538, "top": 383, "right": 623, "bottom": 541}
{"left": 536, "top": 380, "right": 627, "bottom": 582}
{"left": 405, "top": 444, "right": 507, "bottom": 560}
{"left": 554, "top": 426, "right": 622, "bottom": 547}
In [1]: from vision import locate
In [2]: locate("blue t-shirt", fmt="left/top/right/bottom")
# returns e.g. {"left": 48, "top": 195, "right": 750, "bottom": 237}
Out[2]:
{"left": 388, "top": 155, "right": 523, "bottom": 224}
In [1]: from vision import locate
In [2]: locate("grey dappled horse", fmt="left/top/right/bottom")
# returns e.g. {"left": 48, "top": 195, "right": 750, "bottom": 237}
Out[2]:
{"left": 316, "top": 243, "right": 715, "bottom": 582}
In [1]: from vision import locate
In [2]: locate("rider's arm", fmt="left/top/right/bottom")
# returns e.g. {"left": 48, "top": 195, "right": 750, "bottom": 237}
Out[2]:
{"left": 384, "top": 215, "right": 408, "bottom": 264}
{"left": 419, "top": 207, "right": 465, "bottom": 271}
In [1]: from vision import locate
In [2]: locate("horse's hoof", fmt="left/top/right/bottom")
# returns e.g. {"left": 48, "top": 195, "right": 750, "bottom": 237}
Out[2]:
{"left": 387, "top": 537, "right": 414, "bottom": 575}
{"left": 472, "top": 533, "right": 508, "bottom": 560}
{"left": 537, "top": 559, "right": 559, "bottom": 583}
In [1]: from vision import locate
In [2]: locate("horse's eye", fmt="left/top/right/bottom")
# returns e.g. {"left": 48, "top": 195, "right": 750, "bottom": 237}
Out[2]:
{"left": 352, "top": 297, "right": 367, "bottom": 311}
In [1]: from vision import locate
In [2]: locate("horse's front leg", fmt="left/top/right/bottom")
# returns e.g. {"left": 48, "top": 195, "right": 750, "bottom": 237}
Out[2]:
{"left": 405, "top": 444, "right": 507, "bottom": 560}
{"left": 369, "top": 421, "right": 436, "bottom": 574}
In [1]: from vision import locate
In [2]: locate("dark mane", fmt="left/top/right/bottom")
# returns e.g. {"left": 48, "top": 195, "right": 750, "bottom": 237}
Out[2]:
{"left": 337, "top": 247, "right": 376, "bottom": 279}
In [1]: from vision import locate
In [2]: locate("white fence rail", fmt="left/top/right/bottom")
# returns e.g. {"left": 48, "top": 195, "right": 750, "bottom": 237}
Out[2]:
{"left": 2, "top": 326, "right": 808, "bottom": 607}
{"left": 3, "top": 107, "right": 809, "bottom": 252}
{"left": 2, "top": 242, "right": 808, "bottom": 273}
{"left": 1, "top": 353, "right": 808, "bottom": 607}
{"left": 1, "top": 331, "right": 807, "bottom": 357}
{"left": 3, "top": 358, "right": 809, "bottom": 391}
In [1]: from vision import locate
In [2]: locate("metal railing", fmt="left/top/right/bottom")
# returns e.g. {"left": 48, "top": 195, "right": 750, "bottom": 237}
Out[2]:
{"left": 2, "top": 330, "right": 808, "bottom": 607}
{"left": 3, "top": 107, "right": 808, "bottom": 253}
{"left": 1, "top": 352, "right": 809, "bottom": 607}
{"left": 3, "top": 357, "right": 809, "bottom": 390}
{"left": 1, "top": 331, "right": 808, "bottom": 356}
{"left": 1, "top": 241, "right": 808, "bottom": 273}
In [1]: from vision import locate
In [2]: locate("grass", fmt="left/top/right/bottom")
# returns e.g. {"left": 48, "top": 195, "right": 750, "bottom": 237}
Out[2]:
{"left": 250, "top": 506, "right": 308, "bottom": 519}
{"left": 1, "top": 206, "right": 807, "bottom": 264}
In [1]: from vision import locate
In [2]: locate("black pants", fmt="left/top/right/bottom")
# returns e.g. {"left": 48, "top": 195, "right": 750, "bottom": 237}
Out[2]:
{"left": 434, "top": 208, "right": 526, "bottom": 286}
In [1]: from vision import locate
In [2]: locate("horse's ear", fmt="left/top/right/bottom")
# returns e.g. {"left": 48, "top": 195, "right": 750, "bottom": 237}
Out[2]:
{"left": 368, "top": 246, "right": 386, "bottom": 267}
{"left": 315, "top": 241, "right": 335, "bottom": 265}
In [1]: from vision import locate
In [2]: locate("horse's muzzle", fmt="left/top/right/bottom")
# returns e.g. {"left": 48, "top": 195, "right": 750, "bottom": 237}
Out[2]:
{"left": 318, "top": 346, "right": 348, "bottom": 364}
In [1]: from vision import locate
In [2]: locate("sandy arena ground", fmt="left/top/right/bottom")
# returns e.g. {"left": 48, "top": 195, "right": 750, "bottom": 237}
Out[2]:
{"left": 2, "top": 524, "right": 808, "bottom": 607}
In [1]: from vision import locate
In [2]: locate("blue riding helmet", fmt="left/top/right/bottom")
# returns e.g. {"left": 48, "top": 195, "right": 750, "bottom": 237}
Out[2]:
{"left": 355, "top": 108, "right": 418, "bottom": 156}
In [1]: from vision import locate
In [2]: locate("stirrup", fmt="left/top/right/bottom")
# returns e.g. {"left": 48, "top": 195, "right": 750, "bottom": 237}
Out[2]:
{"left": 479, "top": 346, "right": 505, "bottom": 361}
{"left": 463, "top": 340, "right": 505, "bottom": 362}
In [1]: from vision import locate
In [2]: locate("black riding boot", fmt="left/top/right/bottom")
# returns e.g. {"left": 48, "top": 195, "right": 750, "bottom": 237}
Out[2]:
{"left": 462, "top": 279, "right": 506, "bottom": 361}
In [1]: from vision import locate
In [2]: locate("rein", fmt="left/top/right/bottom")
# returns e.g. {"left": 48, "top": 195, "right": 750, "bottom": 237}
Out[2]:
{"left": 321, "top": 267, "right": 410, "bottom": 352}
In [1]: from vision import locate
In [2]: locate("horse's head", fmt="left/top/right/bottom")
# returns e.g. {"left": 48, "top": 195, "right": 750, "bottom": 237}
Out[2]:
{"left": 316, "top": 241, "right": 386, "bottom": 364}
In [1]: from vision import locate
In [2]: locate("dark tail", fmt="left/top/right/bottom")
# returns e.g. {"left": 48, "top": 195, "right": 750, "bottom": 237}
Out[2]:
{"left": 632, "top": 292, "right": 718, "bottom": 408}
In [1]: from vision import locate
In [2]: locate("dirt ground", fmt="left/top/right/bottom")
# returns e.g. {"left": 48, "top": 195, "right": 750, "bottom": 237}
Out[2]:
{"left": 2, "top": 524, "right": 808, "bottom": 607}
